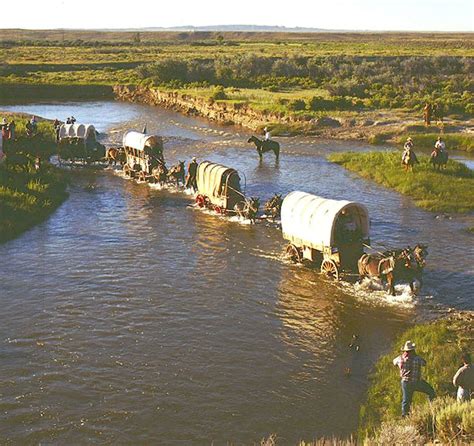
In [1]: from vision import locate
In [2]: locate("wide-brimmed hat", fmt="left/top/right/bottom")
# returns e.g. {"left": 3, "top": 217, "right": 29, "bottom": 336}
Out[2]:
{"left": 192, "top": 157, "right": 196, "bottom": 161}
{"left": 407, "top": 137, "right": 413, "bottom": 142}
{"left": 402, "top": 340, "right": 416, "bottom": 351}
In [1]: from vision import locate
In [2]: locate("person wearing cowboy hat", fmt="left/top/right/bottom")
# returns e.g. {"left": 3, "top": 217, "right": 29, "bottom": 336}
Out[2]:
{"left": 393, "top": 341, "right": 435, "bottom": 416}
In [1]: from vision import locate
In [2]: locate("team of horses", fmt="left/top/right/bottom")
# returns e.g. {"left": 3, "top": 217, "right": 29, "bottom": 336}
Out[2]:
{"left": 358, "top": 244, "right": 428, "bottom": 296}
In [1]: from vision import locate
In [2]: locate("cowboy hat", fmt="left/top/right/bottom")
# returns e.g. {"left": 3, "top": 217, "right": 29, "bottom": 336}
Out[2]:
{"left": 407, "top": 137, "right": 413, "bottom": 142}
{"left": 402, "top": 340, "right": 416, "bottom": 351}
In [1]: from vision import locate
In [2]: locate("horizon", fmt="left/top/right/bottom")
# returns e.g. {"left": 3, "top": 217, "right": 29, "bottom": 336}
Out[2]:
{"left": 5, "top": 0, "right": 474, "bottom": 32}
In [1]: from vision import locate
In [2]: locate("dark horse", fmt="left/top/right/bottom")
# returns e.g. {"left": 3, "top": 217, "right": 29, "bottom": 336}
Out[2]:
{"left": 167, "top": 161, "right": 185, "bottom": 186}
{"left": 358, "top": 248, "right": 418, "bottom": 296}
{"left": 247, "top": 136, "right": 280, "bottom": 160}
{"left": 430, "top": 149, "right": 448, "bottom": 170}
{"left": 263, "top": 193, "right": 283, "bottom": 221}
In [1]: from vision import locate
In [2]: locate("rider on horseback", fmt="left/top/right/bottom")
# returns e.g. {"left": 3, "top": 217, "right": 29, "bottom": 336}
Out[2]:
{"left": 263, "top": 127, "right": 271, "bottom": 141}
{"left": 434, "top": 136, "right": 446, "bottom": 153}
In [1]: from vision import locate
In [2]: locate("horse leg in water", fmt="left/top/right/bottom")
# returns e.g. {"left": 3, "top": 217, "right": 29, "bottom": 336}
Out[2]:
{"left": 386, "top": 272, "right": 396, "bottom": 296}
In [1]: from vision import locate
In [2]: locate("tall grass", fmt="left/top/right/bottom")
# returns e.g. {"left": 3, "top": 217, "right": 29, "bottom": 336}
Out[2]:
{"left": 329, "top": 151, "right": 474, "bottom": 213}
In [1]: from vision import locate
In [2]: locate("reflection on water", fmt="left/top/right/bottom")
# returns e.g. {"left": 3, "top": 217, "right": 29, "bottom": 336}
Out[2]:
{"left": 0, "top": 101, "right": 472, "bottom": 444}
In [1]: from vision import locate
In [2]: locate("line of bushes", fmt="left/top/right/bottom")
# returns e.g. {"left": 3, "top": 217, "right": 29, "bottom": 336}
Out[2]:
{"left": 135, "top": 55, "right": 473, "bottom": 114}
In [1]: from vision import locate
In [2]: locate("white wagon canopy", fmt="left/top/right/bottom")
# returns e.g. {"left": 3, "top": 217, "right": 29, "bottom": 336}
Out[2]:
{"left": 122, "top": 131, "right": 163, "bottom": 152}
{"left": 59, "top": 124, "right": 96, "bottom": 140}
{"left": 196, "top": 161, "right": 242, "bottom": 210}
{"left": 281, "top": 191, "right": 369, "bottom": 251}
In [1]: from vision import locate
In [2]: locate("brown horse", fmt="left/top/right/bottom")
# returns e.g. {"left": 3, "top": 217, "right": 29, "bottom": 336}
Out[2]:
{"left": 411, "top": 244, "right": 428, "bottom": 290}
{"left": 430, "top": 149, "right": 448, "bottom": 170}
{"left": 358, "top": 248, "right": 417, "bottom": 295}
{"left": 402, "top": 148, "right": 418, "bottom": 172}
{"left": 151, "top": 162, "right": 168, "bottom": 186}
{"left": 234, "top": 197, "right": 260, "bottom": 224}
{"left": 167, "top": 161, "right": 185, "bottom": 186}
{"left": 104, "top": 147, "right": 125, "bottom": 166}
{"left": 263, "top": 193, "right": 283, "bottom": 221}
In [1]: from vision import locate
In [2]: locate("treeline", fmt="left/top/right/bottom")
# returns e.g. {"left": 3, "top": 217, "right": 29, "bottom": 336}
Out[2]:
{"left": 136, "top": 55, "right": 474, "bottom": 113}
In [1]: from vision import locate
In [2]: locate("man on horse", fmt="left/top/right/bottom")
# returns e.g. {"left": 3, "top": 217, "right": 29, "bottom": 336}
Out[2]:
{"left": 434, "top": 136, "right": 446, "bottom": 153}
{"left": 263, "top": 127, "right": 271, "bottom": 142}
{"left": 402, "top": 137, "right": 418, "bottom": 172}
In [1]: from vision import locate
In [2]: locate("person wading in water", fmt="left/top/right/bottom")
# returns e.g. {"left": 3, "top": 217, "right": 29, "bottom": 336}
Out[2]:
{"left": 185, "top": 157, "right": 198, "bottom": 191}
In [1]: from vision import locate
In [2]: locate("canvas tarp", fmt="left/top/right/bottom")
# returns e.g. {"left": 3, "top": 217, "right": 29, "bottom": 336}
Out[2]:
{"left": 123, "top": 131, "right": 162, "bottom": 152}
{"left": 281, "top": 191, "right": 369, "bottom": 249}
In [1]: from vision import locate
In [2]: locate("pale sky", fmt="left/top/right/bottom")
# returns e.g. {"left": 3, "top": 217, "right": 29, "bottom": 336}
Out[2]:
{"left": 2, "top": 0, "right": 473, "bottom": 31}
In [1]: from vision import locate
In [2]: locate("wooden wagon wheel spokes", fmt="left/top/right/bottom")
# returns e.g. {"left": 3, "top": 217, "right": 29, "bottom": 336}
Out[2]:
{"left": 286, "top": 244, "right": 302, "bottom": 264}
{"left": 321, "top": 259, "right": 339, "bottom": 280}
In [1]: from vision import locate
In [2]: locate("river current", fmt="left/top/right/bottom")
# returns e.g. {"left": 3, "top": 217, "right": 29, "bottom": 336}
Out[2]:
{"left": 1, "top": 101, "right": 472, "bottom": 444}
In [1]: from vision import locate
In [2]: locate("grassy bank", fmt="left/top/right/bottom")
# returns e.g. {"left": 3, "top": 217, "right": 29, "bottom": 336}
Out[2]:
{"left": 329, "top": 151, "right": 474, "bottom": 213}
{"left": 0, "top": 163, "right": 68, "bottom": 243}
{"left": 0, "top": 114, "right": 68, "bottom": 243}
{"left": 359, "top": 315, "right": 473, "bottom": 443}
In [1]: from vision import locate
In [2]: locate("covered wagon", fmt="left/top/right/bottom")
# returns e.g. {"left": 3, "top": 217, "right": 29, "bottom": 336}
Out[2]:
{"left": 281, "top": 191, "right": 370, "bottom": 279}
{"left": 57, "top": 123, "right": 105, "bottom": 163}
{"left": 195, "top": 161, "right": 243, "bottom": 214}
{"left": 122, "top": 130, "right": 164, "bottom": 180}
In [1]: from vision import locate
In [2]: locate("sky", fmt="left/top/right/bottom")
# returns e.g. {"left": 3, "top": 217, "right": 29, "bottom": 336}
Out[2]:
{"left": 2, "top": 0, "right": 473, "bottom": 31}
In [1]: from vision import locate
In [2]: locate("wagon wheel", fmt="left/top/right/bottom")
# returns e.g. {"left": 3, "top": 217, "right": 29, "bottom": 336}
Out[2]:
{"left": 195, "top": 194, "right": 206, "bottom": 207}
{"left": 138, "top": 171, "right": 147, "bottom": 182}
{"left": 321, "top": 259, "right": 339, "bottom": 280}
{"left": 286, "top": 244, "right": 302, "bottom": 263}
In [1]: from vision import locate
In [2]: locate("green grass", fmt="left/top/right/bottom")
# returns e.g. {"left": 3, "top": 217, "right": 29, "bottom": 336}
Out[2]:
{"left": 329, "top": 151, "right": 474, "bottom": 213}
{"left": 359, "top": 317, "right": 473, "bottom": 440}
{"left": 398, "top": 133, "right": 474, "bottom": 153}
{"left": 0, "top": 114, "right": 68, "bottom": 243}
{"left": 0, "top": 163, "right": 68, "bottom": 243}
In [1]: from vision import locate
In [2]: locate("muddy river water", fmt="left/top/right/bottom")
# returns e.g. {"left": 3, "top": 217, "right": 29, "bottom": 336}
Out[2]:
{"left": 1, "top": 101, "right": 473, "bottom": 444}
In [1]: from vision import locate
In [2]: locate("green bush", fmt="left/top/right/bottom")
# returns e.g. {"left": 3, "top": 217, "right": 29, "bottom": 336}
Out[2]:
{"left": 211, "top": 85, "right": 228, "bottom": 100}
{"left": 288, "top": 99, "right": 306, "bottom": 111}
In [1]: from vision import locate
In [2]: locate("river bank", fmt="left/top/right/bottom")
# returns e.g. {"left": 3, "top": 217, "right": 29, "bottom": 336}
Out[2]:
{"left": 113, "top": 85, "right": 474, "bottom": 149}
{"left": 329, "top": 151, "right": 474, "bottom": 214}
{"left": 0, "top": 114, "right": 68, "bottom": 243}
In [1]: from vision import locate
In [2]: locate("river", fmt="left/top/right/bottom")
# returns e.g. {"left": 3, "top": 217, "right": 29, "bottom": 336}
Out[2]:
{"left": 1, "top": 101, "right": 472, "bottom": 444}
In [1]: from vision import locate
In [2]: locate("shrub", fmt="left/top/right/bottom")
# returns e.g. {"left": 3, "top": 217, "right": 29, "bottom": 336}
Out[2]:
{"left": 211, "top": 86, "right": 228, "bottom": 100}
{"left": 288, "top": 99, "right": 306, "bottom": 111}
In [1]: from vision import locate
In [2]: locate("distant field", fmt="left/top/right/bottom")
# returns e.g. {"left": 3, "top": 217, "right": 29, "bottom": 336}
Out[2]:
{"left": 1, "top": 30, "right": 472, "bottom": 135}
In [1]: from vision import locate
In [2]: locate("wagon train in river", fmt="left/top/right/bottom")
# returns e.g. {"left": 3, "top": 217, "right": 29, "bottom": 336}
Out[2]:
{"left": 57, "top": 123, "right": 105, "bottom": 164}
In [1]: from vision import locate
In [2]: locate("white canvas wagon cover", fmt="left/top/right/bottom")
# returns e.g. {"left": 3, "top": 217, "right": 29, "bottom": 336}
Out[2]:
{"left": 196, "top": 161, "right": 241, "bottom": 209}
{"left": 281, "top": 191, "right": 369, "bottom": 249}
{"left": 59, "top": 124, "right": 96, "bottom": 140}
{"left": 122, "top": 131, "right": 162, "bottom": 151}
